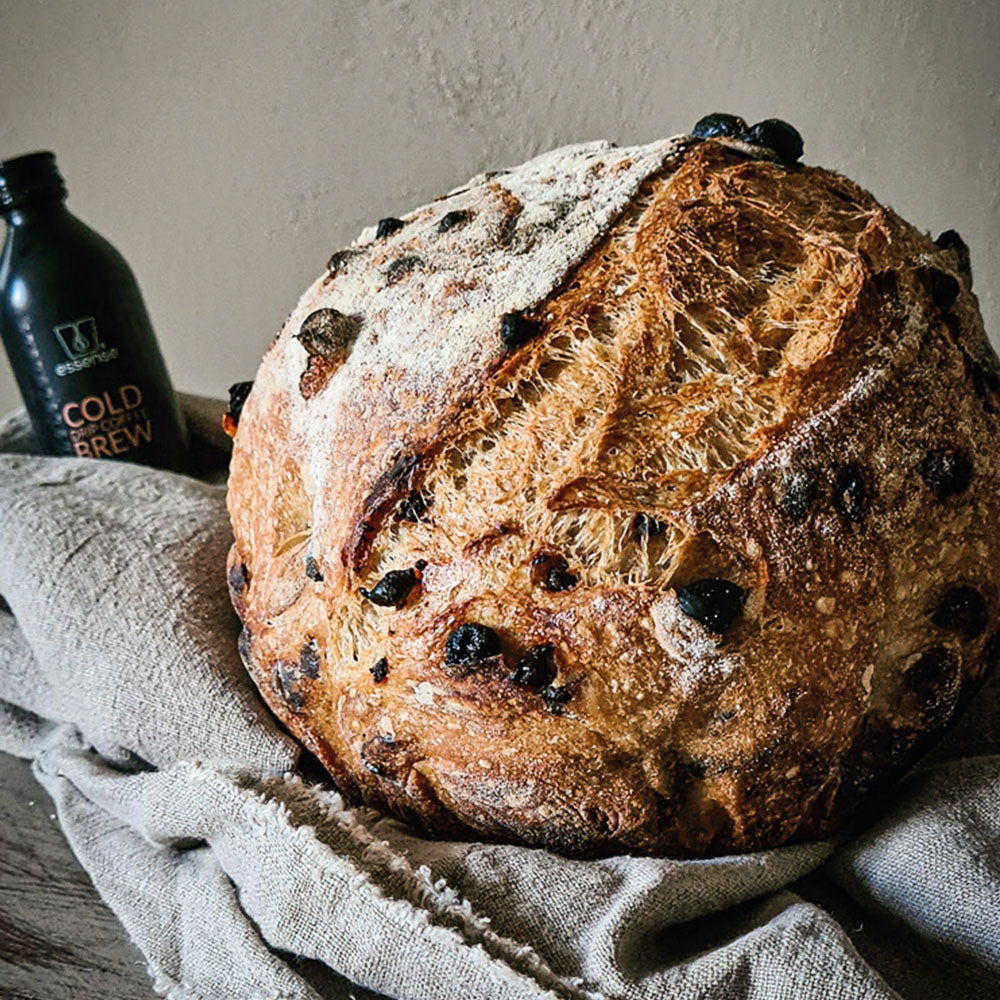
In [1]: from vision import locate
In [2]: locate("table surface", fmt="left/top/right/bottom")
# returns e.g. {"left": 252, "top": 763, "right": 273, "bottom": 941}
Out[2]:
{"left": 0, "top": 753, "right": 151, "bottom": 999}
{"left": 0, "top": 752, "right": 390, "bottom": 1000}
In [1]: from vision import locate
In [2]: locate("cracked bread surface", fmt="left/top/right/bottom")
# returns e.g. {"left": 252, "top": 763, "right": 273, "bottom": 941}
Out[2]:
{"left": 226, "top": 134, "right": 1000, "bottom": 857}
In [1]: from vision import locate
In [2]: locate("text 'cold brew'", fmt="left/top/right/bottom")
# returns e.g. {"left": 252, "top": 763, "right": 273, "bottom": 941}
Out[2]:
{"left": 0, "top": 151, "right": 187, "bottom": 470}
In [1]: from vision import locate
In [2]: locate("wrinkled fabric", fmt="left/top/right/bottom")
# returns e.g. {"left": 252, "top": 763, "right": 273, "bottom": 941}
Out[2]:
{"left": 1, "top": 397, "right": 997, "bottom": 1000}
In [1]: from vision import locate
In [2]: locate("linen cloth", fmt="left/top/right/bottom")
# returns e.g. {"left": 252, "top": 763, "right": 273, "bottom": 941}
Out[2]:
{"left": 0, "top": 395, "right": 997, "bottom": 1000}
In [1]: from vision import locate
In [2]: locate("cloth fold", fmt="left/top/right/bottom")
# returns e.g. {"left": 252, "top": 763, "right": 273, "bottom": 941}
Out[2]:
{"left": 1, "top": 396, "right": 997, "bottom": 1000}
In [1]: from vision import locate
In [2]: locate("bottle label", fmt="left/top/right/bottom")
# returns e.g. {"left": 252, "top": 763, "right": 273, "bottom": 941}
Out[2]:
{"left": 61, "top": 384, "right": 154, "bottom": 458}
{"left": 51, "top": 316, "right": 119, "bottom": 376}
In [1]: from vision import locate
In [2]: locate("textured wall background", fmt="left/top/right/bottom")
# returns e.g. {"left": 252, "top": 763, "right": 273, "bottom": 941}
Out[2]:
{"left": 1, "top": 0, "right": 998, "bottom": 415}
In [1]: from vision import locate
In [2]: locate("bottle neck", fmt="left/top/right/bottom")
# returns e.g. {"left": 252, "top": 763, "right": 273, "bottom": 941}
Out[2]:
{"left": 2, "top": 196, "right": 71, "bottom": 228}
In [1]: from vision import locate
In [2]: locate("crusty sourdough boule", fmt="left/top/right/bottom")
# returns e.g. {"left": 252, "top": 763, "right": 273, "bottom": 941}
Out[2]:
{"left": 225, "top": 125, "right": 1000, "bottom": 858}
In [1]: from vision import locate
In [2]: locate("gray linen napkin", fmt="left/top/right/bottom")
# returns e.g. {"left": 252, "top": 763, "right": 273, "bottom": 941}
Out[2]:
{"left": 1, "top": 395, "right": 997, "bottom": 1000}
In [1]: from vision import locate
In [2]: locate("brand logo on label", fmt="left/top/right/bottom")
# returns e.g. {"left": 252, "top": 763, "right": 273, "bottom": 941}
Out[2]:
{"left": 54, "top": 316, "right": 102, "bottom": 358}
{"left": 52, "top": 317, "right": 119, "bottom": 376}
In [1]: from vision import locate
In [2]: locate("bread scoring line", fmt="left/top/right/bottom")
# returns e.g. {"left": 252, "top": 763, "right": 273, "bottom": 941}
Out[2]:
{"left": 275, "top": 137, "right": 694, "bottom": 558}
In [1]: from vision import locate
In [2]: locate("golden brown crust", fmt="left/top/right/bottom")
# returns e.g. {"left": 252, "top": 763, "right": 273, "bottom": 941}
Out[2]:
{"left": 226, "top": 136, "right": 1000, "bottom": 857}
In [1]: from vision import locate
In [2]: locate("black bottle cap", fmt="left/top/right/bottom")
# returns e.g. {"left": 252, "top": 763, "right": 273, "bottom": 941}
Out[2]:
{"left": 0, "top": 151, "right": 67, "bottom": 209}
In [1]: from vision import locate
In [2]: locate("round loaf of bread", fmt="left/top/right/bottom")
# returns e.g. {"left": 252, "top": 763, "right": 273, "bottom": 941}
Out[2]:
{"left": 226, "top": 132, "right": 1000, "bottom": 857}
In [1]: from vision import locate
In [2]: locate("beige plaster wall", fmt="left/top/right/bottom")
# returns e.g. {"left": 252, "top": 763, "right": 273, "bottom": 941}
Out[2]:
{"left": 1, "top": 0, "right": 998, "bottom": 413}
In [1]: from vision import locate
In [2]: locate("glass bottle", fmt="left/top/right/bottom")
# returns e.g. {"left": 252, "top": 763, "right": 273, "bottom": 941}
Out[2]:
{"left": 0, "top": 151, "right": 188, "bottom": 471}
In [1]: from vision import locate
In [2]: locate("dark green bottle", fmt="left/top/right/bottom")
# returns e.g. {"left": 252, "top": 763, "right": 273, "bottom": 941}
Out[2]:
{"left": 0, "top": 151, "right": 187, "bottom": 471}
